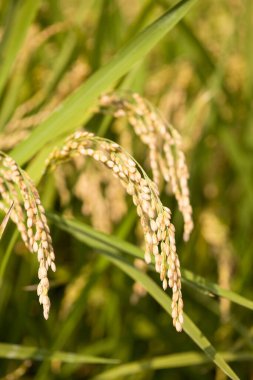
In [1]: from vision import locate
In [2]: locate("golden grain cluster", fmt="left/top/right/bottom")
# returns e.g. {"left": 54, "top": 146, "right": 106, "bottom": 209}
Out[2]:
{"left": 99, "top": 92, "right": 193, "bottom": 241}
{"left": 0, "top": 153, "right": 56, "bottom": 319}
{"left": 46, "top": 131, "right": 184, "bottom": 330}
{"left": 0, "top": 78, "right": 195, "bottom": 331}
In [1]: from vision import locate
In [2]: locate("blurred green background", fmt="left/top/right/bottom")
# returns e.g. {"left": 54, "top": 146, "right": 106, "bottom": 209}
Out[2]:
{"left": 0, "top": 0, "right": 252, "bottom": 379}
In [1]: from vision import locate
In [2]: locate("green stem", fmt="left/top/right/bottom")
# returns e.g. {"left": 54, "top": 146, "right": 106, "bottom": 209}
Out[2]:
{"left": 0, "top": 229, "right": 19, "bottom": 286}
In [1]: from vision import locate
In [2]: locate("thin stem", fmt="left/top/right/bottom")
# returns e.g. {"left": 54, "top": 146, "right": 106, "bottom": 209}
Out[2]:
{"left": 0, "top": 228, "right": 19, "bottom": 287}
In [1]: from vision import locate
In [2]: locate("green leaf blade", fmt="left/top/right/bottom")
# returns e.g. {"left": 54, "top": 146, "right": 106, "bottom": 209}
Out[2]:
{"left": 49, "top": 213, "right": 253, "bottom": 312}
{"left": 0, "top": 343, "right": 118, "bottom": 364}
{"left": 50, "top": 214, "right": 240, "bottom": 380}
{"left": 92, "top": 351, "right": 253, "bottom": 380}
{"left": 11, "top": 0, "right": 198, "bottom": 167}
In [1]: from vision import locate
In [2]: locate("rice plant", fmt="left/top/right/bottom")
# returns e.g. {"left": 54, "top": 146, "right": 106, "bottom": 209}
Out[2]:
{"left": 0, "top": 0, "right": 252, "bottom": 379}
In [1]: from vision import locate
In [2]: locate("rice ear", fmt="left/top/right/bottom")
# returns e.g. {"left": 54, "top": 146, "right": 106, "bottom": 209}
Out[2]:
{"left": 0, "top": 152, "right": 56, "bottom": 319}
{"left": 99, "top": 91, "right": 193, "bottom": 241}
{"left": 46, "top": 131, "right": 183, "bottom": 331}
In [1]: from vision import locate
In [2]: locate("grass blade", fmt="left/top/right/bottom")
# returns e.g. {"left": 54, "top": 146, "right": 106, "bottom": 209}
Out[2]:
{"left": 101, "top": 253, "right": 239, "bottom": 379}
{"left": 49, "top": 214, "right": 253, "bottom": 312}
{"left": 0, "top": 343, "right": 118, "bottom": 364}
{"left": 182, "top": 269, "right": 253, "bottom": 311}
{"left": 11, "top": 0, "right": 198, "bottom": 166}
{"left": 0, "top": 229, "right": 19, "bottom": 287}
{"left": 49, "top": 214, "right": 240, "bottom": 380}
{"left": 92, "top": 351, "right": 253, "bottom": 380}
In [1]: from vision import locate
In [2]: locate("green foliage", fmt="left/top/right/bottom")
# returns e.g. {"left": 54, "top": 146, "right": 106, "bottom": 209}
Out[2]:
{"left": 0, "top": 0, "right": 252, "bottom": 379}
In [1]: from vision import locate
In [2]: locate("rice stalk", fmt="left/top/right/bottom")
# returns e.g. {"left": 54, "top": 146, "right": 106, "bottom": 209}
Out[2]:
{"left": 99, "top": 92, "right": 193, "bottom": 241}
{"left": 46, "top": 131, "right": 184, "bottom": 331}
{"left": 0, "top": 152, "right": 56, "bottom": 319}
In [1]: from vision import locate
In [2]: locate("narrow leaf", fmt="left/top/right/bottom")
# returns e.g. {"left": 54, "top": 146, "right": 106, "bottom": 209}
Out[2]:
{"left": 50, "top": 214, "right": 239, "bottom": 380}
{"left": 93, "top": 351, "right": 253, "bottom": 380}
{"left": 49, "top": 214, "right": 253, "bottom": 312}
{"left": 11, "top": 0, "right": 198, "bottom": 166}
{"left": 0, "top": 343, "right": 118, "bottom": 364}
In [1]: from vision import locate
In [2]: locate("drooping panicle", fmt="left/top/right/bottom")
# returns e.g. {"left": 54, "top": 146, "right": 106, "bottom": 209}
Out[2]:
{"left": 0, "top": 152, "right": 56, "bottom": 319}
{"left": 99, "top": 92, "right": 193, "bottom": 241}
{"left": 46, "top": 131, "right": 184, "bottom": 331}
